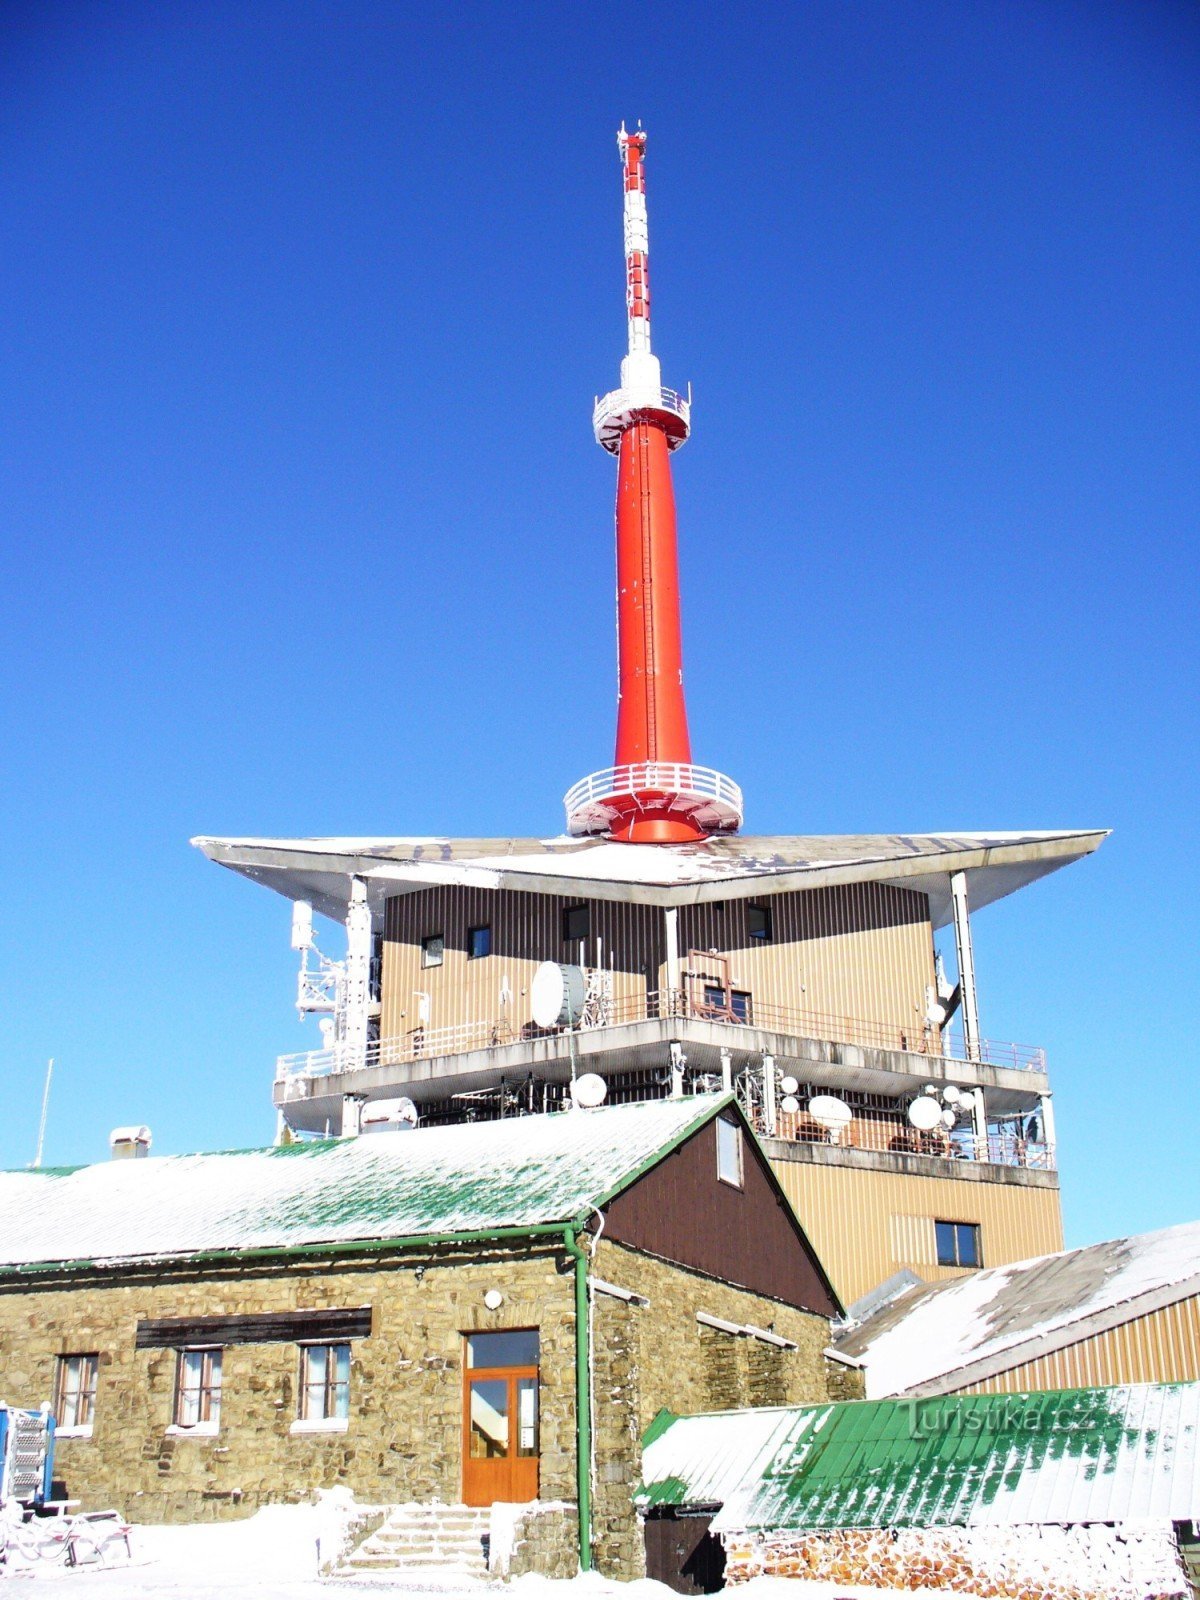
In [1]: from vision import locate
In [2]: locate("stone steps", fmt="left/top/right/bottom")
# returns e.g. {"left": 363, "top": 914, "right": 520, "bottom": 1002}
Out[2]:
{"left": 332, "top": 1503, "right": 491, "bottom": 1582}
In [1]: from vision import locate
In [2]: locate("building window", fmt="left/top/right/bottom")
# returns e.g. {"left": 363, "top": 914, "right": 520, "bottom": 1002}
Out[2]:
{"left": 747, "top": 904, "right": 772, "bottom": 942}
{"left": 421, "top": 933, "right": 444, "bottom": 969}
{"left": 54, "top": 1354, "right": 98, "bottom": 1433}
{"left": 468, "top": 925, "right": 491, "bottom": 960}
{"left": 369, "top": 931, "right": 384, "bottom": 1002}
{"left": 705, "top": 984, "right": 753, "bottom": 1024}
{"left": 716, "top": 1118, "right": 743, "bottom": 1188}
{"left": 174, "top": 1349, "right": 222, "bottom": 1431}
{"left": 297, "top": 1343, "right": 350, "bottom": 1425}
{"left": 562, "top": 905, "right": 589, "bottom": 944}
{"left": 935, "top": 1220, "right": 982, "bottom": 1269}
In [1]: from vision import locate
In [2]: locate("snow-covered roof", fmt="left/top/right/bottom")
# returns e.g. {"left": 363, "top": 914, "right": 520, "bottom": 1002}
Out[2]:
{"left": 835, "top": 1219, "right": 1200, "bottom": 1397}
{"left": 638, "top": 1384, "right": 1200, "bottom": 1531}
{"left": 191, "top": 829, "right": 1107, "bottom": 924}
{"left": 0, "top": 1095, "right": 729, "bottom": 1274}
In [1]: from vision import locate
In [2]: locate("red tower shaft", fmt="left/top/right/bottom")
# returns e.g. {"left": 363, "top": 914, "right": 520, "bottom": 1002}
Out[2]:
{"left": 563, "top": 126, "right": 742, "bottom": 845}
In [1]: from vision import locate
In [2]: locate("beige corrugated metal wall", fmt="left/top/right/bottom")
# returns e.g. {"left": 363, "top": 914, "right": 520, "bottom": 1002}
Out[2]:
{"left": 771, "top": 1158, "right": 1064, "bottom": 1307}
{"left": 382, "top": 882, "right": 935, "bottom": 1044}
{"left": 381, "top": 886, "right": 662, "bottom": 1040}
{"left": 958, "top": 1293, "right": 1200, "bottom": 1393}
{"left": 677, "top": 883, "right": 935, "bottom": 1043}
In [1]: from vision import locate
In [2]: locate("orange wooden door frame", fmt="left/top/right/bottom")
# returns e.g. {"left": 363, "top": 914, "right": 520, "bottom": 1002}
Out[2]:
{"left": 461, "top": 1363, "right": 539, "bottom": 1506}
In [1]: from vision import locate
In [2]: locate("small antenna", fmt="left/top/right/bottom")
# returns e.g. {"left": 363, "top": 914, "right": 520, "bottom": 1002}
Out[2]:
{"left": 32, "top": 1059, "right": 54, "bottom": 1169}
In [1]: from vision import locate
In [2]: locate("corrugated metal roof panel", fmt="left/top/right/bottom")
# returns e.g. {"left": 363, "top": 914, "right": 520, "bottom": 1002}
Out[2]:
{"left": 638, "top": 1384, "right": 1200, "bottom": 1532}
{"left": 0, "top": 1094, "right": 725, "bottom": 1271}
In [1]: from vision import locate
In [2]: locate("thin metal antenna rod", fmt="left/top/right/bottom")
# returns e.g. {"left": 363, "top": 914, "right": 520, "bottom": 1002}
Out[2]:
{"left": 32, "top": 1058, "right": 54, "bottom": 1169}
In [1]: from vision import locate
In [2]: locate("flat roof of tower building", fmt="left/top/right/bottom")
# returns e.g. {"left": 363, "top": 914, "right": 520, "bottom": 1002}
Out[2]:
{"left": 192, "top": 828, "right": 1107, "bottom": 925}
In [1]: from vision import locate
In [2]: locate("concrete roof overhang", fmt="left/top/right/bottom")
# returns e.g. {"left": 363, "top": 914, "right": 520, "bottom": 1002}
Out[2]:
{"left": 191, "top": 828, "right": 1108, "bottom": 927}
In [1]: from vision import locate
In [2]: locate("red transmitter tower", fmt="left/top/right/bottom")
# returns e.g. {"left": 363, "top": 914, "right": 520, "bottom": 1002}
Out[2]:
{"left": 564, "top": 126, "right": 744, "bottom": 845}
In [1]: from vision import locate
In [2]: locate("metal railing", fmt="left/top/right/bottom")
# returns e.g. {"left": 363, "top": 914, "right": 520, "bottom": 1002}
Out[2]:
{"left": 275, "top": 988, "right": 1045, "bottom": 1085}
{"left": 592, "top": 385, "right": 691, "bottom": 451}
{"left": 563, "top": 763, "right": 744, "bottom": 834}
{"left": 769, "top": 1098, "right": 1054, "bottom": 1170}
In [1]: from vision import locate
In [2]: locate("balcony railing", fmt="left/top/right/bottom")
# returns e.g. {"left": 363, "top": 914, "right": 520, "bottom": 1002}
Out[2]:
{"left": 275, "top": 989, "right": 1045, "bottom": 1084}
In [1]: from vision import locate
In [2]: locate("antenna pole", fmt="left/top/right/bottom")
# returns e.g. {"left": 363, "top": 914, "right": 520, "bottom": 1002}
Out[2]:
{"left": 33, "top": 1059, "right": 54, "bottom": 1169}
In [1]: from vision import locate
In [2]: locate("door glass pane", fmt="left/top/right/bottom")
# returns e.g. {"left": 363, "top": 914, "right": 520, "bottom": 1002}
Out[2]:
{"left": 466, "top": 1330, "right": 539, "bottom": 1368}
{"left": 468, "top": 1378, "right": 509, "bottom": 1459}
{"left": 517, "top": 1378, "right": 539, "bottom": 1457}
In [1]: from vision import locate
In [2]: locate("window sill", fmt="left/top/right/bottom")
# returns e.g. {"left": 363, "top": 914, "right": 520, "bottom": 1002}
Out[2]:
{"left": 166, "top": 1423, "right": 220, "bottom": 1438}
{"left": 54, "top": 1425, "right": 93, "bottom": 1440}
{"left": 290, "top": 1417, "right": 349, "bottom": 1435}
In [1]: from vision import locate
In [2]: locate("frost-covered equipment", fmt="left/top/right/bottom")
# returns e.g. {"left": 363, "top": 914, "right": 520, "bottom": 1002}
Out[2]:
{"left": 0, "top": 1406, "right": 54, "bottom": 1510}
{"left": 290, "top": 878, "right": 376, "bottom": 1073}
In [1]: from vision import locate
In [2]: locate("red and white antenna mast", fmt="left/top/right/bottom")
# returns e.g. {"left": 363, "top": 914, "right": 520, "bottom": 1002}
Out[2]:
{"left": 564, "top": 125, "right": 743, "bottom": 843}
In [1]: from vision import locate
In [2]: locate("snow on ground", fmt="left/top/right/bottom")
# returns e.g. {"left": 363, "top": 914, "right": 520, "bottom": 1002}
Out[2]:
{"left": 0, "top": 1499, "right": 926, "bottom": 1598}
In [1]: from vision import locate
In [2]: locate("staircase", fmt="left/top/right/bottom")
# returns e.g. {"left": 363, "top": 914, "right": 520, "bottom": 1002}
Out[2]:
{"left": 334, "top": 1503, "right": 491, "bottom": 1583}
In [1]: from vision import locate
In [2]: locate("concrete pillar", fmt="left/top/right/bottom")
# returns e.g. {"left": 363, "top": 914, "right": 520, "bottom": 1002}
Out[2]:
{"left": 950, "top": 871, "right": 981, "bottom": 1063}
{"left": 663, "top": 906, "right": 680, "bottom": 1013}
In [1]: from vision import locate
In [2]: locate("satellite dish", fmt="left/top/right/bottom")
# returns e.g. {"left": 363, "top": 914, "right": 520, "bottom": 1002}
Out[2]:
{"left": 908, "top": 1096, "right": 943, "bottom": 1131}
{"left": 808, "top": 1094, "right": 853, "bottom": 1133}
{"left": 940, "top": 1108, "right": 957, "bottom": 1129}
{"left": 778, "top": 1075, "right": 800, "bottom": 1096}
{"left": 361, "top": 1096, "right": 419, "bottom": 1133}
{"left": 942, "top": 1085, "right": 961, "bottom": 1105}
{"left": 779, "top": 1095, "right": 800, "bottom": 1115}
{"left": 570, "top": 1073, "right": 608, "bottom": 1109}
{"left": 531, "top": 962, "right": 587, "bottom": 1029}
{"left": 923, "top": 1084, "right": 940, "bottom": 1097}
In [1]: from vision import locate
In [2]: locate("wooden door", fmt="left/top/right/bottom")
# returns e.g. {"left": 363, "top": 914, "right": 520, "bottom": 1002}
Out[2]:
{"left": 462, "top": 1329, "right": 540, "bottom": 1507}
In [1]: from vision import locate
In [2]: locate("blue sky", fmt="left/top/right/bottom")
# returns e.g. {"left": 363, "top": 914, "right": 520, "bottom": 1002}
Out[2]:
{"left": 1, "top": 1, "right": 1196, "bottom": 1248}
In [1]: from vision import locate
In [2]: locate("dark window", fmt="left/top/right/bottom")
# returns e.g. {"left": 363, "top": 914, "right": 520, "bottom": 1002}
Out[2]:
{"left": 935, "top": 1220, "right": 981, "bottom": 1269}
{"left": 562, "top": 905, "right": 589, "bottom": 944}
{"left": 466, "top": 1329, "right": 540, "bottom": 1368}
{"left": 54, "top": 1353, "right": 98, "bottom": 1431}
{"left": 421, "top": 933, "right": 444, "bottom": 969}
{"left": 704, "top": 984, "right": 753, "bottom": 1024}
{"left": 468, "top": 925, "right": 491, "bottom": 960}
{"left": 369, "top": 932, "right": 384, "bottom": 1002}
{"left": 747, "top": 904, "right": 772, "bottom": 941}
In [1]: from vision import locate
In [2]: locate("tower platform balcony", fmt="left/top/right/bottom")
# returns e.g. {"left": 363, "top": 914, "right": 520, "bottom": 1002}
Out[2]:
{"left": 593, "top": 385, "right": 690, "bottom": 453}
{"left": 563, "top": 762, "right": 743, "bottom": 838}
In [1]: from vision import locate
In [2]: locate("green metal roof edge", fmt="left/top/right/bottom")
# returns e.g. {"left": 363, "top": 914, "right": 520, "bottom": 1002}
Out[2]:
{"left": 0, "top": 1220, "right": 579, "bottom": 1280}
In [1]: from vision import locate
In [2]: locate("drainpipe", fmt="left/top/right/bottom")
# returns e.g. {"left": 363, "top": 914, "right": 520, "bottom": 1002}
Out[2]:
{"left": 563, "top": 1226, "right": 593, "bottom": 1572}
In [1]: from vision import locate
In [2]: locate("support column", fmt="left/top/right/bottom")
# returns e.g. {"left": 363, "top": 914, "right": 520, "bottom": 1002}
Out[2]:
{"left": 663, "top": 906, "right": 680, "bottom": 1013}
{"left": 341, "top": 876, "right": 372, "bottom": 1067}
{"left": 950, "top": 871, "right": 981, "bottom": 1063}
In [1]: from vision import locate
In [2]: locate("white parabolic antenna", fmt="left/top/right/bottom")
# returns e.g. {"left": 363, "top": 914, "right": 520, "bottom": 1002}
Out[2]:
{"left": 908, "top": 1096, "right": 943, "bottom": 1131}
{"left": 571, "top": 1073, "right": 608, "bottom": 1109}
{"left": 779, "top": 1094, "right": 800, "bottom": 1115}
{"left": 778, "top": 1075, "right": 800, "bottom": 1096}
{"left": 531, "top": 962, "right": 587, "bottom": 1029}
{"left": 808, "top": 1094, "right": 852, "bottom": 1133}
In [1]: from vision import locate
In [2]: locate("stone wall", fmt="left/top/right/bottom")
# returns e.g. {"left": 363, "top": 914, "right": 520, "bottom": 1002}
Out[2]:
{"left": 585, "top": 1239, "right": 852, "bottom": 1580}
{"left": 722, "top": 1525, "right": 1191, "bottom": 1599}
{"left": 0, "top": 1242, "right": 575, "bottom": 1524}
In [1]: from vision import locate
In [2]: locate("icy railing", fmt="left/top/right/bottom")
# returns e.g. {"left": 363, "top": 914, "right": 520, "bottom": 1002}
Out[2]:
{"left": 768, "top": 1097, "right": 1054, "bottom": 1171}
{"left": 563, "top": 763, "right": 744, "bottom": 835}
{"left": 275, "top": 988, "right": 1045, "bottom": 1085}
{"left": 592, "top": 385, "right": 690, "bottom": 450}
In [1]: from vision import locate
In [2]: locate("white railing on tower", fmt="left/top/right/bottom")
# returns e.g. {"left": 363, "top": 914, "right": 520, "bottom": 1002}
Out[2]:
{"left": 563, "top": 762, "right": 744, "bottom": 829}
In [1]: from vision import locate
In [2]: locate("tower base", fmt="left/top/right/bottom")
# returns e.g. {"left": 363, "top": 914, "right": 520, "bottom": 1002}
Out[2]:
{"left": 563, "top": 763, "right": 743, "bottom": 841}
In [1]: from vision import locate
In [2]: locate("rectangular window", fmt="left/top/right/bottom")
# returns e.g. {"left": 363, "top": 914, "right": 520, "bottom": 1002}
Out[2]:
{"left": 747, "top": 904, "right": 772, "bottom": 941}
{"left": 54, "top": 1354, "right": 98, "bottom": 1432}
{"left": 716, "top": 1118, "right": 743, "bottom": 1188}
{"left": 935, "top": 1220, "right": 982, "bottom": 1269}
{"left": 562, "top": 905, "right": 589, "bottom": 944}
{"left": 466, "top": 1329, "right": 540, "bottom": 1368}
{"left": 174, "top": 1349, "right": 222, "bottom": 1431}
{"left": 298, "top": 1343, "right": 350, "bottom": 1424}
{"left": 704, "top": 984, "right": 753, "bottom": 1024}
{"left": 421, "top": 933, "right": 444, "bottom": 969}
{"left": 468, "top": 925, "right": 491, "bottom": 960}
